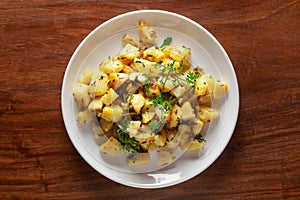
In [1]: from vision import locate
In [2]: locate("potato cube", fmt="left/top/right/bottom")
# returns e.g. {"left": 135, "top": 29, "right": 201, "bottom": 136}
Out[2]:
{"left": 202, "top": 74, "right": 214, "bottom": 94}
{"left": 143, "top": 46, "right": 164, "bottom": 63}
{"left": 181, "top": 101, "right": 195, "bottom": 121}
{"left": 122, "top": 33, "right": 139, "bottom": 47}
{"left": 72, "top": 83, "right": 92, "bottom": 109}
{"left": 116, "top": 44, "right": 141, "bottom": 65}
{"left": 88, "top": 98, "right": 103, "bottom": 112}
{"left": 195, "top": 77, "right": 208, "bottom": 97}
{"left": 108, "top": 73, "right": 129, "bottom": 89}
{"left": 157, "top": 150, "right": 176, "bottom": 165}
{"left": 99, "top": 136, "right": 122, "bottom": 156}
{"left": 139, "top": 21, "right": 157, "bottom": 48}
{"left": 127, "top": 153, "right": 151, "bottom": 166}
{"left": 192, "top": 119, "right": 204, "bottom": 135}
{"left": 142, "top": 111, "right": 155, "bottom": 123}
{"left": 78, "top": 68, "right": 93, "bottom": 85}
{"left": 199, "top": 106, "right": 220, "bottom": 123}
{"left": 126, "top": 121, "right": 141, "bottom": 138}
{"left": 130, "top": 94, "right": 145, "bottom": 114}
{"left": 198, "top": 94, "right": 212, "bottom": 105}
{"left": 169, "top": 45, "right": 191, "bottom": 67}
{"left": 170, "top": 104, "right": 182, "bottom": 128}
{"left": 214, "top": 81, "right": 228, "bottom": 99}
{"left": 154, "top": 129, "right": 167, "bottom": 147}
{"left": 100, "top": 58, "right": 124, "bottom": 74}
{"left": 170, "top": 85, "right": 186, "bottom": 98}
{"left": 184, "top": 139, "right": 204, "bottom": 151}
{"left": 99, "top": 118, "right": 113, "bottom": 132}
{"left": 101, "top": 88, "right": 119, "bottom": 106}
{"left": 77, "top": 109, "right": 94, "bottom": 124}
{"left": 101, "top": 105, "right": 123, "bottom": 122}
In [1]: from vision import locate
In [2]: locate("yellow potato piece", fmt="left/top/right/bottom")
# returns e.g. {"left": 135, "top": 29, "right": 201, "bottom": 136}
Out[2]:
{"left": 157, "top": 150, "right": 176, "bottom": 165}
{"left": 101, "top": 88, "right": 119, "bottom": 106}
{"left": 127, "top": 153, "right": 151, "bottom": 166}
{"left": 101, "top": 105, "right": 123, "bottom": 122}
{"left": 99, "top": 136, "right": 122, "bottom": 156}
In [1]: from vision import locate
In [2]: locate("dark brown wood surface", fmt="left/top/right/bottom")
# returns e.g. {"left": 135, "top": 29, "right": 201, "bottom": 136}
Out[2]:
{"left": 1, "top": 0, "right": 299, "bottom": 199}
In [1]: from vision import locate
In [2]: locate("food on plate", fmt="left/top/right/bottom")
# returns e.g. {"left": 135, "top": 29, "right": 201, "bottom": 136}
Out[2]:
{"left": 72, "top": 21, "right": 227, "bottom": 166}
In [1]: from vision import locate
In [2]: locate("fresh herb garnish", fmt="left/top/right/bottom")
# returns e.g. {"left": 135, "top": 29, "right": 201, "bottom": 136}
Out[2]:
{"left": 160, "top": 37, "right": 172, "bottom": 48}
{"left": 186, "top": 71, "right": 200, "bottom": 86}
{"left": 116, "top": 125, "right": 139, "bottom": 154}
{"left": 195, "top": 134, "right": 205, "bottom": 143}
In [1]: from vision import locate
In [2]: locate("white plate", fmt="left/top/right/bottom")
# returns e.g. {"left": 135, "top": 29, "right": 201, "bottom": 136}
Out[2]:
{"left": 61, "top": 10, "right": 239, "bottom": 188}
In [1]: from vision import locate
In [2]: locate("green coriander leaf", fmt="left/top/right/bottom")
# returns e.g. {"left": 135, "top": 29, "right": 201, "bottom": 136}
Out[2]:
{"left": 160, "top": 37, "right": 172, "bottom": 48}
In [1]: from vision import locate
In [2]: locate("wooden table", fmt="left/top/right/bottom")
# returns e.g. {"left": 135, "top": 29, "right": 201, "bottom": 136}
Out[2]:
{"left": 1, "top": 1, "right": 299, "bottom": 199}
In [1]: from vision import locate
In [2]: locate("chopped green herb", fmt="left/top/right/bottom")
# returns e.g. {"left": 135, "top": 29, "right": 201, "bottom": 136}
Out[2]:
{"left": 186, "top": 71, "right": 200, "bottom": 86}
{"left": 160, "top": 37, "right": 172, "bottom": 48}
{"left": 116, "top": 126, "right": 139, "bottom": 154}
{"left": 195, "top": 135, "right": 205, "bottom": 143}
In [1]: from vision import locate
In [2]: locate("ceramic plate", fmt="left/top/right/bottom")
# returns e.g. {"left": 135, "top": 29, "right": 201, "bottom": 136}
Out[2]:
{"left": 61, "top": 10, "right": 239, "bottom": 188}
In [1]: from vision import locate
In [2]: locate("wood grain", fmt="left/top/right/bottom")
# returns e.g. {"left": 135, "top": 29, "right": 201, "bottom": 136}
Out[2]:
{"left": 0, "top": 0, "right": 299, "bottom": 199}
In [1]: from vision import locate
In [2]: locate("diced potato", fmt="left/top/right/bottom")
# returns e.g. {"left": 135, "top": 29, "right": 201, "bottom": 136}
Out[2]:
{"left": 122, "top": 33, "right": 139, "bottom": 47}
{"left": 157, "top": 76, "right": 175, "bottom": 92}
{"left": 132, "top": 58, "right": 162, "bottom": 74}
{"left": 122, "top": 65, "right": 134, "bottom": 73}
{"left": 169, "top": 45, "right": 191, "bottom": 67}
{"left": 166, "top": 129, "right": 176, "bottom": 141}
{"left": 99, "top": 118, "right": 113, "bottom": 132}
{"left": 90, "top": 73, "right": 109, "bottom": 97}
{"left": 92, "top": 123, "right": 105, "bottom": 143}
{"left": 135, "top": 125, "right": 154, "bottom": 140}
{"left": 192, "top": 119, "right": 204, "bottom": 135}
{"left": 199, "top": 106, "right": 220, "bottom": 123}
{"left": 195, "top": 77, "right": 208, "bottom": 97}
{"left": 72, "top": 83, "right": 92, "bottom": 109}
{"left": 170, "top": 104, "right": 181, "bottom": 128}
{"left": 77, "top": 109, "right": 94, "bottom": 124}
{"left": 108, "top": 73, "right": 129, "bottom": 89}
{"left": 143, "top": 46, "right": 164, "bottom": 63}
{"left": 154, "top": 129, "right": 167, "bottom": 147}
{"left": 198, "top": 94, "right": 212, "bottom": 105}
{"left": 101, "top": 105, "right": 123, "bottom": 122}
{"left": 142, "top": 111, "right": 155, "bottom": 123}
{"left": 214, "top": 81, "right": 228, "bottom": 99}
{"left": 88, "top": 98, "right": 103, "bottom": 113}
{"left": 130, "top": 94, "right": 145, "bottom": 114}
{"left": 98, "top": 58, "right": 111, "bottom": 73}
{"left": 101, "top": 88, "right": 119, "bottom": 106}
{"left": 141, "top": 98, "right": 152, "bottom": 112}
{"left": 100, "top": 58, "right": 124, "bottom": 74}
{"left": 126, "top": 121, "right": 141, "bottom": 137}
{"left": 202, "top": 74, "right": 214, "bottom": 94}
{"left": 170, "top": 85, "right": 186, "bottom": 98}
{"left": 178, "top": 124, "right": 191, "bottom": 134}
{"left": 181, "top": 101, "right": 195, "bottom": 121}
{"left": 162, "top": 45, "right": 172, "bottom": 57}
{"left": 148, "top": 142, "right": 159, "bottom": 152}
{"left": 183, "top": 139, "right": 204, "bottom": 151}
{"left": 99, "top": 136, "right": 122, "bottom": 156}
{"left": 163, "top": 58, "right": 182, "bottom": 71}
{"left": 116, "top": 44, "right": 141, "bottom": 65}
{"left": 139, "top": 21, "right": 157, "bottom": 48}
{"left": 78, "top": 68, "right": 93, "bottom": 85}
{"left": 127, "top": 153, "right": 151, "bottom": 166}
{"left": 157, "top": 150, "right": 176, "bottom": 165}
